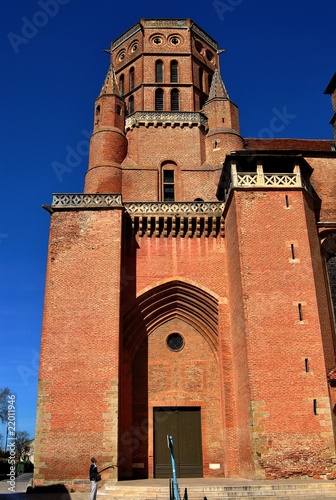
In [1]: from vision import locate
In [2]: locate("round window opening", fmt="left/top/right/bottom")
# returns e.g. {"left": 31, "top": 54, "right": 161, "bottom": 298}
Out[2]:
{"left": 153, "top": 37, "right": 163, "bottom": 45}
{"left": 170, "top": 37, "right": 180, "bottom": 45}
{"left": 166, "top": 333, "right": 184, "bottom": 352}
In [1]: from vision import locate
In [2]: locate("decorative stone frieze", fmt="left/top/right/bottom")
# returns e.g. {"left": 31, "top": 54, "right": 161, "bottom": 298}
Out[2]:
{"left": 129, "top": 214, "right": 224, "bottom": 238}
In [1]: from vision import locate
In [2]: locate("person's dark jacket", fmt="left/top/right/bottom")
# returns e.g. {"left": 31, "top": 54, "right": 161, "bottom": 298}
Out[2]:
{"left": 90, "top": 463, "right": 98, "bottom": 481}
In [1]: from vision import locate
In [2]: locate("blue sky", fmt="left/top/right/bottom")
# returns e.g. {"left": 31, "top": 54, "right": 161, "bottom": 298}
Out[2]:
{"left": 0, "top": 0, "right": 335, "bottom": 443}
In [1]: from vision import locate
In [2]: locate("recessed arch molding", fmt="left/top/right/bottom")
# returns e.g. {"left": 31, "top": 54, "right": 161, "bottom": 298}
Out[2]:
{"left": 123, "top": 280, "right": 219, "bottom": 359}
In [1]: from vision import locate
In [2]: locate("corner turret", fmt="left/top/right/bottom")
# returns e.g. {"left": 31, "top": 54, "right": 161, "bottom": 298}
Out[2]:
{"left": 203, "top": 69, "right": 244, "bottom": 164}
{"left": 84, "top": 64, "right": 127, "bottom": 193}
{"left": 324, "top": 73, "right": 336, "bottom": 142}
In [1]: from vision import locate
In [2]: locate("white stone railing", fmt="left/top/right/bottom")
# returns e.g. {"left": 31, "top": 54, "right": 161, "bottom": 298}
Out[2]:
{"left": 124, "top": 201, "right": 224, "bottom": 216}
{"left": 224, "top": 164, "right": 312, "bottom": 201}
{"left": 51, "top": 193, "right": 122, "bottom": 208}
{"left": 236, "top": 172, "right": 300, "bottom": 188}
{"left": 125, "top": 111, "right": 208, "bottom": 131}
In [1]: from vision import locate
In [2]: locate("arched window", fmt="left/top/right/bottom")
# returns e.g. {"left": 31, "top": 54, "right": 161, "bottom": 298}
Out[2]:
{"left": 155, "top": 88, "right": 164, "bottom": 111}
{"left": 119, "top": 74, "right": 124, "bottom": 96}
{"left": 171, "top": 89, "right": 179, "bottom": 111}
{"left": 129, "top": 67, "right": 135, "bottom": 91}
{"left": 155, "top": 60, "right": 163, "bottom": 83}
{"left": 161, "top": 162, "right": 177, "bottom": 202}
{"left": 129, "top": 95, "right": 134, "bottom": 114}
{"left": 170, "top": 60, "right": 178, "bottom": 83}
{"left": 199, "top": 68, "right": 204, "bottom": 92}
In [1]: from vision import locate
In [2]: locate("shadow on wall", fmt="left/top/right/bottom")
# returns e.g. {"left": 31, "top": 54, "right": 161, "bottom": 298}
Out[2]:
{"left": 26, "top": 483, "right": 71, "bottom": 499}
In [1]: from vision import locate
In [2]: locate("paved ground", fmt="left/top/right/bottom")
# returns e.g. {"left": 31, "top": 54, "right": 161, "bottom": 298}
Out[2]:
{"left": 0, "top": 473, "right": 33, "bottom": 499}
{"left": 0, "top": 475, "right": 89, "bottom": 499}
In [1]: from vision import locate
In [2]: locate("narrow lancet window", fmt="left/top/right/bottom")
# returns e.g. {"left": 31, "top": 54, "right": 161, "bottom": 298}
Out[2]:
{"left": 130, "top": 67, "right": 135, "bottom": 91}
{"left": 171, "top": 89, "right": 179, "bottom": 111}
{"left": 155, "top": 88, "right": 164, "bottom": 111}
{"left": 129, "top": 95, "right": 134, "bottom": 114}
{"left": 170, "top": 60, "right": 178, "bottom": 83}
{"left": 156, "top": 60, "right": 163, "bottom": 83}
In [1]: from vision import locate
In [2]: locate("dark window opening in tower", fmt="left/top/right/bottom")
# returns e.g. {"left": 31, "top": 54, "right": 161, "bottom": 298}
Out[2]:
{"left": 171, "top": 89, "right": 179, "bottom": 111}
{"left": 95, "top": 105, "right": 100, "bottom": 125}
{"left": 208, "top": 74, "right": 212, "bottom": 93}
{"left": 195, "top": 41, "right": 203, "bottom": 53}
{"left": 171, "top": 60, "right": 178, "bottom": 83}
{"left": 199, "top": 68, "right": 204, "bottom": 92}
{"left": 156, "top": 60, "right": 163, "bottom": 83}
{"left": 119, "top": 74, "right": 124, "bottom": 96}
{"left": 129, "top": 95, "right": 134, "bottom": 114}
{"left": 163, "top": 170, "right": 175, "bottom": 201}
{"left": 206, "top": 50, "right": 214, "bottom": 62}
{"left": 130, "top": 67, "right": 135, "bottom": 91}
{"left": 155, "top": 88, "right": 164, "bottom": 111}
{"left": 327, "top": 254, "right": 336, "bottom": 321}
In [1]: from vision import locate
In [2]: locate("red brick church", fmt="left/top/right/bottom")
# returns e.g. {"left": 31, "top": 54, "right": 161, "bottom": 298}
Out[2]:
{"left": 34, "top": 19, "right": 336, "bottom": 486}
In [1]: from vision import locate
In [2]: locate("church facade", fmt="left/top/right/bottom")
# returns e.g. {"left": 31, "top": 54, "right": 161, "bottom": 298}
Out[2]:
{"left": 34, "top": 19, "right": 336, "bottom": 485}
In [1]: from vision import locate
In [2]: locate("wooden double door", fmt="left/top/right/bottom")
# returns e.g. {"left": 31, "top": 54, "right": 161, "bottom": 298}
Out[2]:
{"left": 154, "top": 407, "right": 203, "bottom": 478}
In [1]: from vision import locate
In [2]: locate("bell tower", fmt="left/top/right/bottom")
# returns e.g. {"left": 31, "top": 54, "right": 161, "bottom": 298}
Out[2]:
{"left": 35, "top": 18, "right": 336, "bottom": 489}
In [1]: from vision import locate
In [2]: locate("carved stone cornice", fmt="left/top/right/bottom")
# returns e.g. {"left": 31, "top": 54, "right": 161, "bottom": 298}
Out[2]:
{"left": 124, "top": 202, "right": 224, "bottom": 238}
{"left": 142, "top": 19, "right": 188, "bottom": 28}
{"left": 46, "top": 196, "right": 225, "bottom": 238}
{"left": 190, "top": 23, "right": 218, "bottom": 50}
{"left": 125, "top": 111, "right": 208, "bottom": 132}
{"left": 112, "top": 22, "right": 142, "bottom": 50}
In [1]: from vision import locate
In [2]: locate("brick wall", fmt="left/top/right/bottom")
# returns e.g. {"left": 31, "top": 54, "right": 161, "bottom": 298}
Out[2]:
{"left": 225, "top": 188, "right": 336, "bottom": 478}
{"left": 35, "top": 209, "right": 122, "bottom": 485}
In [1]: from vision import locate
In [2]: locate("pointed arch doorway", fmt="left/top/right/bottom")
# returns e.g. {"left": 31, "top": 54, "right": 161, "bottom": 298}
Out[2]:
{"left": 120, "top": 280, "right": 223, "bottom": 480}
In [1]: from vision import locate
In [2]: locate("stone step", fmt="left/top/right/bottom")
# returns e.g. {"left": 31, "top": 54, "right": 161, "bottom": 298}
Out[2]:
{"left": 98, "top": 481, "right": 336, "bottom": 500}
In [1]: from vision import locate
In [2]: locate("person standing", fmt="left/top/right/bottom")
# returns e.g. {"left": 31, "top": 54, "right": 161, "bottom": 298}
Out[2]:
{"left": 89, "top": 457, "right": 98, "bottom": 500}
